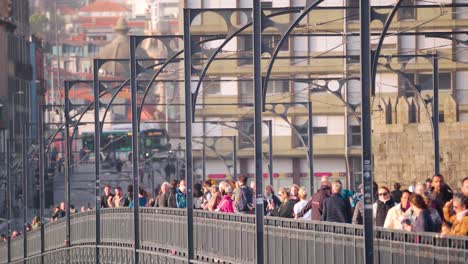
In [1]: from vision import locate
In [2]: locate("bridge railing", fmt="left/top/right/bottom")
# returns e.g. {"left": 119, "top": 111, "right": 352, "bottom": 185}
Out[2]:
{"left": 1, "top": 208, "right": 467, "bottom": 264}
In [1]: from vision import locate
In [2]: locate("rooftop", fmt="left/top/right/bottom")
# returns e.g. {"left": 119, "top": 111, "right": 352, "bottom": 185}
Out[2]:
{"left": 79, "top": 1, "right": 130, "bottom": 13}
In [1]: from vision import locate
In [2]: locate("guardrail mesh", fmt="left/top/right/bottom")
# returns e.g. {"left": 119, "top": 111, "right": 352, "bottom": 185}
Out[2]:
{"left": 1, "top": 209, "right": 467, "bottom": 264}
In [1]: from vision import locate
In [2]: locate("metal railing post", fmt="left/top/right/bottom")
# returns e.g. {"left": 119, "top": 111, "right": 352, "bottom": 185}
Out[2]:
{"left": 233, "top": 136, "right": 237, "bottom": 181}
{"left": 253, "top": 1, "right": 264, "bottom": 263}
{"left": 268, "top": 120, "right": 273, "bottom": 187}
{"left": 432, "top": 54, "right": 440, "bottom": 175}
{"left": 360, "top": 0, "right": 375, "bottom": 263}
{"left": 38, "top": 106, "right": 45, "bottom": 264}
{"left": 6, "top": 137, "right": 11, "bottom": 263}
{"left": 22, "top": 122, "right": 28, "bottom": 261}
{"left": 64, "top": 83, "right": 72, "bottom": 251}
{"left": 183, "top": 8, "right": 195, "bottom": 262}
{"left": 129, "top": 36, "right": 140, "bottom": 264}
{"left": 308, "top": 102, "right": 314, "bottom": 194}
{"left": 92, "top": 59, "right": 101, "bottom": 264}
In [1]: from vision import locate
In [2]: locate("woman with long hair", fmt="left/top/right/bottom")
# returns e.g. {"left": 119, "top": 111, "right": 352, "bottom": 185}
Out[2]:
{"left": 402, "top": 194, "right": 434, "bottom": 232}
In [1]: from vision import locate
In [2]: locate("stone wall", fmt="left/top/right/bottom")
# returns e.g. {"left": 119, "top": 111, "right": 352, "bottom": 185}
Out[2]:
{"left": 372, "top": 95, "right": 467, "bottom": 190}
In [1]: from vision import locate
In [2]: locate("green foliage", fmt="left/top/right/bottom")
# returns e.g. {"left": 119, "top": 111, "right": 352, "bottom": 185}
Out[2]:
{"left": 29, "top": 13, "right": 49, "bottom": 37}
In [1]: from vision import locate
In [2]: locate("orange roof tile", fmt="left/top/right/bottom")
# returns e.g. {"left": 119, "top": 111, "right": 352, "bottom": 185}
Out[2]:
{"left": 79, "top": 1, "right": 130, "bottom": 13}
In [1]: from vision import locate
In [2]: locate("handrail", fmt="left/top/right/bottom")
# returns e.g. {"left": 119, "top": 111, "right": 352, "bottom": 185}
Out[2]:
{"left": 1, "top": 208, "right": 467, "bottom": 264}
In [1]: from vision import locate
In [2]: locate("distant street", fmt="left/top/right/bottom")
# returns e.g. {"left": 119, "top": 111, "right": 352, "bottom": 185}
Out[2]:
{"left": 52, "top": 161, "right": 167, "bottom": 209}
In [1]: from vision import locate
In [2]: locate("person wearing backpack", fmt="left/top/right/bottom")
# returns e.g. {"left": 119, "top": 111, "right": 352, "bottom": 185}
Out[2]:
{"left": 236, "top": 175, "right": 253, "bottom": 214}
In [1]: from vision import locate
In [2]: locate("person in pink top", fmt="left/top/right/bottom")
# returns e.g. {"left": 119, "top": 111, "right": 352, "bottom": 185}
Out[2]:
{"left": 218, "top": 186, "right": 235, "bottom": 213}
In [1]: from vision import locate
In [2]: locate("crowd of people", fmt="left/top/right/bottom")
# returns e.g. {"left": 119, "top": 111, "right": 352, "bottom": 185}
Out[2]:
{"left": 2, "top": 175, "right": 467, "bottom": 242}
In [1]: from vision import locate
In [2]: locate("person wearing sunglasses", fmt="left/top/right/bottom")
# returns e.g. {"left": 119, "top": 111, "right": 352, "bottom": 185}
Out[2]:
{"left": 373, "top": 186, "right": 395, "bottom": 227}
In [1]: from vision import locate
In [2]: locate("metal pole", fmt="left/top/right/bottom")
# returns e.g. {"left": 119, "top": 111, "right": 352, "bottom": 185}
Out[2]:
{"left": 38, "top": 106, "right": 45, "bottom": 264}
{"left": 307, "top": 102, "right": 314, "bottom": 194}
{"left": 253, "top": 1, "right": 264, "bottom": 263}
{"left": 268, "top": 120, "right": 273, "bottom": 187}
{"left": 202, "top": 139, "right": 206, "bottom": 180}
{"left": 432, "top": 54, "right": 440, "bottom": 175}
{"left": 22, "top": 122, "right": 28, "bottom": 260}
{"left": 64, "top": 82, "right": 72, "bottom": 249}
{"left": 176, "top": 144, "right": 181, "bottom": 181}
{"left": 6, "top": 138, "right": 11, "bottom": 263}
{"left": 183, "top": 8, "right": 195, "bottom": 262}
{"left": 360, "top": 0, "right": 374, "bottom": 263}
{"left": 232, "top": 136, "right": 237, "bottom": 181}
{"left": 92, "top": 60, "right": 101, "bottom": 264}
{"left": 130, "top": 37, "right": 140, "bottom": 264}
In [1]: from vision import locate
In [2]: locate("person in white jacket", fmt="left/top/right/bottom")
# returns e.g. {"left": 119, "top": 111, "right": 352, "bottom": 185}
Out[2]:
{"left": 384, "top": 190, "right": 412, "bottom": 230}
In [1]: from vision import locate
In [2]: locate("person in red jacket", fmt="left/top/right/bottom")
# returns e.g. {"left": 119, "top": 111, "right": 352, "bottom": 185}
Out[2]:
{"left": 295, "top": 181, "right": 331, "bottom": 220}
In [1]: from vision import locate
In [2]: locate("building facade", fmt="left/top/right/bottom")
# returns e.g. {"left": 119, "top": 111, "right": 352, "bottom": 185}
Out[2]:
{"left": 171, "top": 0, "right": 468, "bottom": 190}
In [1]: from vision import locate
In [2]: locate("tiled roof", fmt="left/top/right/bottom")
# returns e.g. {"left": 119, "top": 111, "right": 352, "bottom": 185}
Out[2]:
{"left": 76, "top": 17, "right": 145, "bottom": 29}
{"left": 79, "top": 1, "right": 130, "bottom": 13}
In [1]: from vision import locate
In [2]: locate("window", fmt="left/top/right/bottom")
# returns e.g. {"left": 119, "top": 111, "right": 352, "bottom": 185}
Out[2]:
{"left": 399, "top": 0, "right": 416, "bottom": 20}
{"left": 400, "top": 72, "right": 416, "bottom": 97}
{"left": 349, "top": 125, "right": 361, "bottom": 147}
{"left": 204, "top": 78, "right": 221, "bottom": 95}
{"left": 385, "top": 102, "right": 393, "bottom": 124}
{"left": 350, "top": 157, "right": 362, "bottom": 190}
{"left": 409, "top": 101, "right": 417, "bottom": 123}
{"left": 239, "top": 119, "right": 254, "bottom": 148}
{"left": 439, "top": 111, "right": 445, "bottom": 123}
{"left": 294, "top": 123, "right": 308, "bottom": 148}
{"left": 293, "top": 117, "right": 328, "bottom": 148}
{"left": 239, "top": 80, "right": 251, "bottom": 105}
{"left": 261, "top": 1, "right": 273, "bottom": 9}
{"left": 239, "top": 35, "right": 252, "bottom": 66}
{"left": 346, "top": 0, "right": 359, "bottom": 22}
{"left": 418, "top": 72, "right": 451, "bottom": 91}
{"left": 266, "top": 79, "right": 289, "bottom": 94}
{"left": 264, "top": 35, "right": 289, "bottom": 52}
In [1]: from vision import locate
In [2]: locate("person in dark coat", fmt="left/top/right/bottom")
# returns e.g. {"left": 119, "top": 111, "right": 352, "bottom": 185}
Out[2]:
{"left": 428, "top": 174, "right": 453, "bottom": 218}
{"left": 391, "top": 182, "right": 402, "bottom": 203}
{"left": 166, "top": 179, "right": 178, "bottom": 208}
{"left": 100, "top": 185, "right": 114, "bottom": 208}
{"left": 236, "top": 175, "right": 253, "bottom": 213}
{"left": 270, "top": 188, "right": 295, "bottom": 218}
{"left": 295, "top": 182, "right": 331, "bottom": 220}
{"left": 373, "top": 186, "right": 395, "bottom": 227}
{"left": 321, "top": 181, "right": 352, "bottom": 223}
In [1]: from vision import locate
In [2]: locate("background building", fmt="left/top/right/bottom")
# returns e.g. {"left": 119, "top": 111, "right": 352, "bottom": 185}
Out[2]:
{"left": 173, "top": 0, "right": 468, "bottom": 190}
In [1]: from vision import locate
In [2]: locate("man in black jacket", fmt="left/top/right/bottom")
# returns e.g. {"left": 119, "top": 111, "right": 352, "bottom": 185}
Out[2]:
{"left": 429, "top": 174, "right": 453, "bottom": 218}
{"left": 295, "top": 181, "right": 331, "bottom": 220}
{"left": 321, "top": 181, "right": 352, "bottom": 223}
{"left": 236, "top": 175, "right": 253, "bottom": 213}
{"left": 166, "top": 179, "right": 178, "bottom": 208}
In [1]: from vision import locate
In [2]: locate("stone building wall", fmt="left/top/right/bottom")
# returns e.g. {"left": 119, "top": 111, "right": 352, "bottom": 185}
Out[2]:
{"left": 372, "top": 95, "right": 467, "bottom": 190}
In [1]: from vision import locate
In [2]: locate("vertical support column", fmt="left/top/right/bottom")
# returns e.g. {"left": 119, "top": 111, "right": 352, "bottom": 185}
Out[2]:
{"left": 183, "top": 8, "right": 195, "bottom": 262}
{"left": 432, "top": 54, "right": 440, "bottom": 175}
{"left": 268, "top": 120, "right": 273, "bottom": 187}
{"left": 232, "top": 136, "right": 237, "bottom": 181}
{"left": 22, "top": 122, "right": 28, "bottom": 260}
{"left": 307, "top": 102, "right": 314, "bottom": 194}
{"left": 92, "top": 59, "right": 101, "bottom": 264}
{"left": 64, "top": 82, "right": 71, "bottom": 248}
{"left": 202, "top": 139, "right": 206, "bottom": 180}
{"left": 6, "top": 138, "right": 11, "bottom": 263}
{"left": 38, "top": 106, "right": 45, "bottom": 264}
{"left": 129, "top": 37, "right": 140, "bottom": 264}
{"left": 253, "top": 1, "right": 264, "bottom": 263}
{"left": 360, "top": 0, "right": 374, "bottom": 263}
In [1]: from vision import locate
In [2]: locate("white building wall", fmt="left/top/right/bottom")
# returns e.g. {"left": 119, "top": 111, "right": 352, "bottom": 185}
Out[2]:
{"left": 220, "top": 77, "right": 237, "bottom": 95}
{"left": 376, "top": 73, "right": 398, "bottom": 94}
{"left": 327, "top": 116, "right": 344, "bottom": 135}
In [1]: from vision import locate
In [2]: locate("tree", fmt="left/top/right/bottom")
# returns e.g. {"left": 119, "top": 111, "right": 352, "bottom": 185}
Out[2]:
{"left": 29, "top": 13, "right": 49, "bottom": 38}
